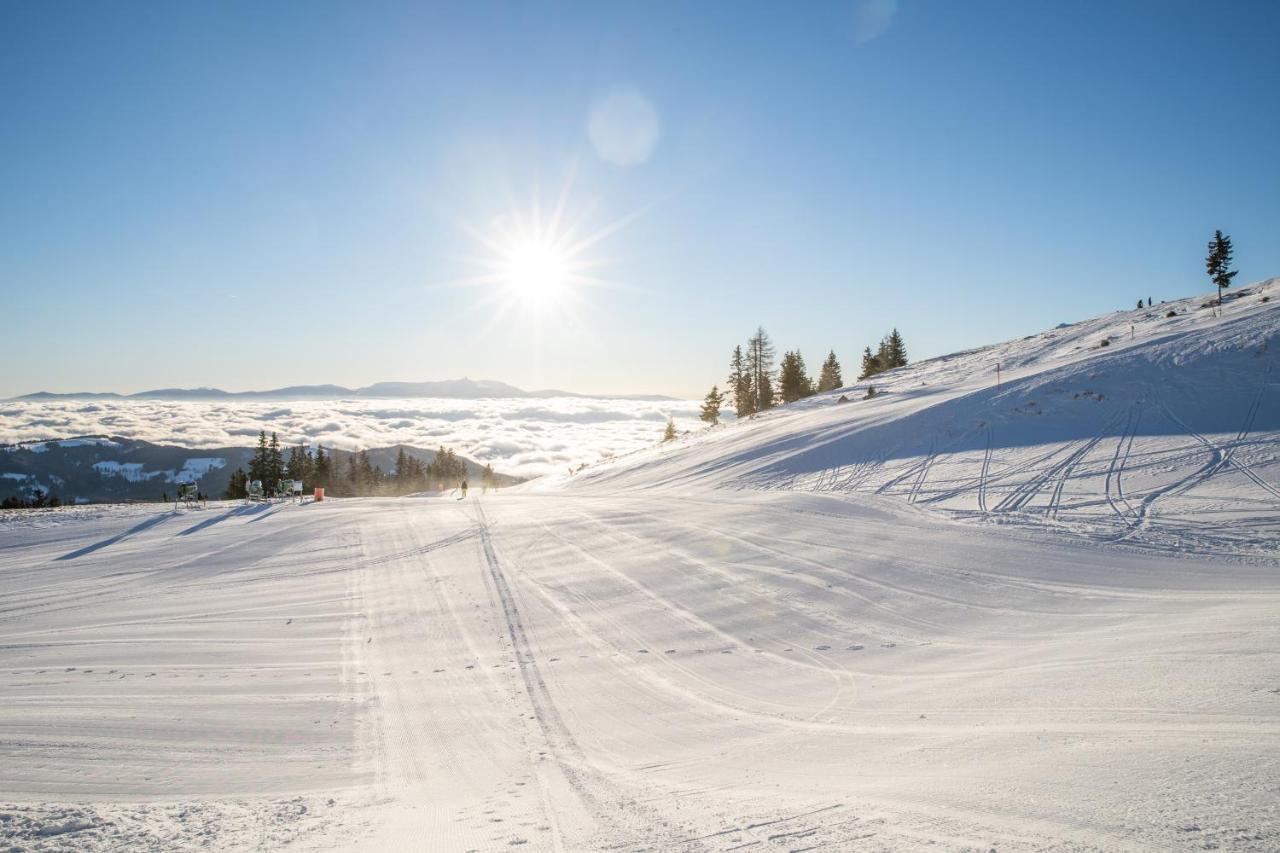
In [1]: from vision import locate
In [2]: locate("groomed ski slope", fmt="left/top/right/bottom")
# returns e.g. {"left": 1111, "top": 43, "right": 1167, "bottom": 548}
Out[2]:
{"left": 1, "top": 281, "right": 1277, "bottom": 852}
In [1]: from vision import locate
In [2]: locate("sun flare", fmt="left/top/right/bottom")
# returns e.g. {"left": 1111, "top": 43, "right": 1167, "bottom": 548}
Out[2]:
{"left": 443, "top": 182, "right": 642, "bottom": 340}
{"left": 501, "top": 238, "right": 571, "bottom": 302}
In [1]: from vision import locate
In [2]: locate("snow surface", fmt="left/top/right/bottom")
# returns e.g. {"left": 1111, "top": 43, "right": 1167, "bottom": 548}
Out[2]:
{"left": 2, "top": 438, "right": 120, "bottom": 454}
{"left": 565, "top": 279, "right": 1280, "bottom": 558}
{"left": 172, "top": 457, "right": 226, "bottom": 483}
{"left": 1, "top": 281, "right": 1277, "bottom": 851}
{"left": 89, "top": 457, "right": 227, "bottom": 485}
{"left": 91, "top": 460, "right": 163, "bottom": 482}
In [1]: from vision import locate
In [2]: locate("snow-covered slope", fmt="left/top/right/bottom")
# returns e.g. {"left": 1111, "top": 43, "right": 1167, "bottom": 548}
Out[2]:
{"left": 1, "top": 281, "right": 1276, "bottom": 852}
{"left": 564, "top": 279, "right": 1280, "bottom": 556}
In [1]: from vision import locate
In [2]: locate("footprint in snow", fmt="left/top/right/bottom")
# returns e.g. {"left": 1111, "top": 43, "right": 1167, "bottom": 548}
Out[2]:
{"left": 847, "top": 644, "right": 864, "bottom": 651}
{"left": 637, "top": 649, "right": 648, "bottom": 654}
{"left": 664, "top": 649, "right": 676, "bottom": 654}
{"left": 881, "top": 642, "right": 896, "bottom": 648}
{"left": 815, "top": 645, "right": 831, "bottom": 651}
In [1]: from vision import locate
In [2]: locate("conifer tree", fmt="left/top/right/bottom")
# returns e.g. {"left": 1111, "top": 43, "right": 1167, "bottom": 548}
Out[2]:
{"left": 859, "top": 346, "right": 881, "bottom": 380}
{"left": 267, "top": 433, "right": 284, "bottom": 489}
{"left": 346, "top": 454, "right": 360, "bottom": 495}
{"left": 746, "top": 326, "right": 776, "bottom": 412}
{"left": 249, "top": 431, "right": 269, "bottom": 484}
{"left": 663, "top": 417, "right": 677, "bottom": 441}
{"left": 482, "top": 463, "right": 496, "bottom": 492}
{"left": 885, "top": 329, "right": 907, "bottom": 368}
{"left": 817, "top": 350, "right": 843, "bottom": 392}
{"left": 285, "top": 443, "right": 311, "bottom": 484}
{"left": 700, "top": 385, "right": 724, "bottom": 424}
{"left": 358, "top": 450, "right": 375, "bottom": 493}
{"left": 312, "top": 445, "right": 330, "bottom": 489}
{"left": 778, "top": 350, "right": 814, "bottom": 403}
{"left": 222, "top": 468, "right": 249, "bottom": 499}
{"left": 728, "top": 345, "right": 753, "bottom": 417}
{"left": 1205, "top": 230, "right": 1238, "bottom": 306}
{"left": 394, "top": 447, "right": 409, "bottom": 488}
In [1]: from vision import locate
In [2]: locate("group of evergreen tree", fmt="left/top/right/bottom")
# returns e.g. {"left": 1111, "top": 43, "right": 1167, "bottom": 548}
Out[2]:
{"left": 247, "top": 431, "right": 286, "bottom": 489}
{"left": 222, "top": 431, "right": 488, "bottom": 499}
{"left": 857, "top": 329, "right": 908, "bottom": 380}
{"left": 778, "top": 350, "right": 813, "bottom": 403}
{"left": 726, "top": 327, "right": 780, "bottom": 417}
{"left": 1, "top": 490, "right": 61, "bottom": 509}
{"left": 704, "top": 326, "right": 909, "bottom": 428}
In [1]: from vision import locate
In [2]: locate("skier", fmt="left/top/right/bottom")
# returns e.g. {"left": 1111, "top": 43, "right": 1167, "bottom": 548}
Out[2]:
{"left": 459, "top": 479, "right": 468, "bottom": 499}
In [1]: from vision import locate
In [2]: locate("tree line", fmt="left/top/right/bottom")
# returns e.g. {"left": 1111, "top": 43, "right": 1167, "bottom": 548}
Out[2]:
{"left": 1, "top": 490, "right": 62, "bottom": 510}
{"left": 222, "top": 430, "right": 495, "bottom": 498}
{"left": 696, "top": 327, "right": 909, "bottom": 425}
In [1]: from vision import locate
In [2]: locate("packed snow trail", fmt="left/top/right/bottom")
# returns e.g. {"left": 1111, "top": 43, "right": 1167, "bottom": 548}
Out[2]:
{"left": 2, "top": 492, "right": 1278, "bottom": 851}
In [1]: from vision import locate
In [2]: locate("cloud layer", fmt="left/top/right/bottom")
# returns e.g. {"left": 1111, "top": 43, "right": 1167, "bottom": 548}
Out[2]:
{"left": 0, "top": 397, "right": 706, "bottom": 479}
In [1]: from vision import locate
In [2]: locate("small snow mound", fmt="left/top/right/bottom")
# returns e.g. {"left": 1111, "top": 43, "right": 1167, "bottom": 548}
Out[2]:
{"left": 36, "top": 817, "right": 96, "bottom": 836}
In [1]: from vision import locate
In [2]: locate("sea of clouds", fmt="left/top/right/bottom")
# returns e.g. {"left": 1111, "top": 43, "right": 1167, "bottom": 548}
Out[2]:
{"left": 0, "top": 397, "right": 706, "bottom": 479}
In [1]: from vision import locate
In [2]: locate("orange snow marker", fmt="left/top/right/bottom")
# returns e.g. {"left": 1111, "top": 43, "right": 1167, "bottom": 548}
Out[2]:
{"left": 314, "top": 487, "right": 325, "bottom": 502}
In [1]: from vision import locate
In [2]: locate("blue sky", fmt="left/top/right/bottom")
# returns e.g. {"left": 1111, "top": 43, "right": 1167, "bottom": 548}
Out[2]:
{"left": 2, "top": 1, "right": 1277, "bottom": 398}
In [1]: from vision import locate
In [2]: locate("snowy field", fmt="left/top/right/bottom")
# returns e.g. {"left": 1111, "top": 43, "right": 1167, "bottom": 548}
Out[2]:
{"left": 1, "top": 281, "right": 1277, "bottom": 851}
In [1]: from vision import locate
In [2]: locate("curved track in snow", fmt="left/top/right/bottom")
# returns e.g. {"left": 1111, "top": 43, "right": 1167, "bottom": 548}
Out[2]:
{"left": 2, "top": 492, "right": 1277, "bottom": 851}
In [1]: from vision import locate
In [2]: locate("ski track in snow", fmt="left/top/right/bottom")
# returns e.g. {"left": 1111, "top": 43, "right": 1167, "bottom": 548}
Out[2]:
{"left": 2, "top": 490, "right": 1278, "bottom": 851}
{"left": 2, "top": 280, "right": 1279, "bottom": 851}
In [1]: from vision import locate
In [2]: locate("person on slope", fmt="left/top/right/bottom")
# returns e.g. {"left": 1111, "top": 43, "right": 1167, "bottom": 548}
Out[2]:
{"left": 459, "top": 479, "right": 468, "bottom": 499}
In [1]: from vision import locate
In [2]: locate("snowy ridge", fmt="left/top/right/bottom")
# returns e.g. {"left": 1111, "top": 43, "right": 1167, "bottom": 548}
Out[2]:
{"left": 564, "top": 279, "right": 1280, "bottom": 556}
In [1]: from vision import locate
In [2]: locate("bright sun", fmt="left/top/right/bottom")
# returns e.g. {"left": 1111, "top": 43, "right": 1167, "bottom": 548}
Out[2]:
{"left": 446, "top": 187, "right": 632, "bottom": 335}
{"left": 502, "top": 238, "right": 570, "bottom": 301}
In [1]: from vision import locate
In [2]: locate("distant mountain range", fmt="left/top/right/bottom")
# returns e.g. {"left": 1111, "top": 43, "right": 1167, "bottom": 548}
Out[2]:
{"left": 0, "top": 436, "right": 524, "bottom": 504}
{"left": 11, "top": 379, "right": 676, "bottom": 402}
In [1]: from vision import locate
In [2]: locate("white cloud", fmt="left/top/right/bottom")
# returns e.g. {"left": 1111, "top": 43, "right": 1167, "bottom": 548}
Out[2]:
{"left": 0, "top": 397, "right": 707, "bottom": 479}
{"left": 588, "top": 90, "right": 660, "bottom": 167}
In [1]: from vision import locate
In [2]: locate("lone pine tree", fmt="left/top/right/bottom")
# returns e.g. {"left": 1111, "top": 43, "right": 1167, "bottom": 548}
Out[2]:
{"left": 1206, "top": 230, "right": 1238, "bottom": 307}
